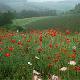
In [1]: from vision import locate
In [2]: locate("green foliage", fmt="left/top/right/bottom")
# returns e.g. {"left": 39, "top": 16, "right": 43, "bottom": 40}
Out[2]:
{"left": 0, "top": 11, "right": 15, "bottom": 26}
{"left": 16, "top": 10, "right": 57, "bottom": 18}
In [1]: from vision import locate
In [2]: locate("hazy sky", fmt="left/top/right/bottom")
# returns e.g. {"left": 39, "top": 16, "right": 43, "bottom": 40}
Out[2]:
{"left": 28, "top": 0, "right": 65, "bottom": 2}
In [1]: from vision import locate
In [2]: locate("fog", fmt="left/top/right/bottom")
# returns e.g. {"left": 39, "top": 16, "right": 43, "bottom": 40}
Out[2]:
{"left": 0, "top": 0, "right": 80, "bottom": 12}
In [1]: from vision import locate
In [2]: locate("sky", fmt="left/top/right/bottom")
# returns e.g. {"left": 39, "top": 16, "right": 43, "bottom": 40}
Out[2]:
{"left": 28, "top": 0, "right": 65, "bottom": 2}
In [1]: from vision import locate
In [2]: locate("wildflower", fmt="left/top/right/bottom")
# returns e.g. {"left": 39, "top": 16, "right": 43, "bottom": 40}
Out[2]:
{"left": 55, "top": 43, "right": 59, "bottom": 48}
{"left": 11, "top": 39, "right": 16, "bottom": 43}
{"left": 66, "top": 38, "right": 71, "bottom": 44}
{"left": 5, "top": 53, "right": 10, "bottom": 57}
{"left": 51, "top": 74, "right": 61, "bottom": 80}
{"left": 18, "top": 40, "right": 22, "bottom": 45}
{"left": 49, "top": 43, "right": 53, "bottom": 48}
{"left": 66, "top": 30, "right": 70, "bottom": 35}
{"left": 8, "top": 47, "right": 14, "bottom": 51}
{"left": 75, "top": 32, "right": 79, "bottom": 34}
{"left": 39, "top": 35, "right": 42, "bottom": 42}
{"left": 17, "top": 30, "right": 19, "bottom": 33}
{"left": 33, "top": 70, "right": 42, "bottom": 80}
{"left": 59, "top": 67, "right": 67, "bottom": 71}
{"left": 35, "top": 56, "right": 40, "bottom": 59}
{"left": 72, "top": 49, "right": 76, "bottom": 53}
{"left": 74, "top": 66, "right": 80, "bottom": 72}
{"left": 28, "top": 62, "right": 32, "bottom": 65}
{"left": 0, "top": 48, "right": 3, "bottom": 52}
{"left": 27, "top": 39, "right": 31, "bottom": 42}
{"left": 68, "top": 61, "right": 76, "bottom": 66}
{"left": 33, "top": 70, "right": 40, "bottom": 75}
{"left": 48, "top": 63, "right": 53, "bottom": 68}
{"left": 69, "top": 53, "right": 76, "bottom": 59}
{"left": 72, "top": 46, "right": 76, "bottom": 50}
{"left": 51, "top": 31, "right": 57, "bottom": 37}
{"left": 0, "top": 42, "right": 3, "bottom": 45}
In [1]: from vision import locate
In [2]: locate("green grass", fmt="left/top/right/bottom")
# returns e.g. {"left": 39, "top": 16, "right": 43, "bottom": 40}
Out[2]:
{"left": 13, "top": 16, "right": 51, "bottom": 26}
{"left": 0, "top": 30, "right": 80, "bottom": 80}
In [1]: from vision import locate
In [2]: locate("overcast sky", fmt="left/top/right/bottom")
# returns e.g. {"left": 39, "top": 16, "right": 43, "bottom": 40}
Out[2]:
{"left": 28, "top": 0, "right": 65, "bottom": 2}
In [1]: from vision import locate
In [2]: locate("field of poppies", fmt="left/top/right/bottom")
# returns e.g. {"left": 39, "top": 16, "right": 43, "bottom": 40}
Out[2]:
{"left": 0, "top": 29, "right": 80, "bottom": 80}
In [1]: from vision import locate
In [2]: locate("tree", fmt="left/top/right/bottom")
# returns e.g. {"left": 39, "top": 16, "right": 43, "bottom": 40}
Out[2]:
{"left": 0, "top": 11, "right": 15, "bottom": 26}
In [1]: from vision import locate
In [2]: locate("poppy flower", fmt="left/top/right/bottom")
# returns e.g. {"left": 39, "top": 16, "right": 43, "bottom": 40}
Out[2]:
{"left": 66, "top": 30, "right": 70, "bottom": 35}
{"left": 39, "top": 35, "right": 42, "bottom": 42}
{"left": 55, "top": 43, "right": 59, "bottom": 48}
{"left": 5, "top": 53, "right": 10, "bottom": 57}
{"left": 48, "top": 63, "right": 53, "bottom": 68}
{"left": 69, "top": 53, "right": 76, "bottom": 59}
{"left": 51, "top": 31, "right": 57, "bottom": 37}
{"left": 0, "top": 48, "right": 3, "bottom": 52}
{"left": 75, "top": 32, "right": 79, "bottom": 34}
{"left": 8, "top": 47, "right": 14, "bottom": 51}
{"left": 74, "top": 66, "right": 80, "bottom": 72}
{"left": 18, "top": 40, "right": 22, "bottom": 45}
{"left": 0, "top": 42, "right": 3, "bottom": 45}
{"left": 49, "top": 43, "right": 53, "bottom": 48}
{"left": 27, "top": 40, "right": 31, "bottom": 42}
{"left": 11, "top": 39, "right": 16, "bottom": 43}
{"left": 66, "top": 38, "right": 71, "bottom": 44}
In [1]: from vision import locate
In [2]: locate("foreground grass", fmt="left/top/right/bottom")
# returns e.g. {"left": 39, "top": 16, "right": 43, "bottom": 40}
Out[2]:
{"left": 0, "top": 29, "right": 80, "bottom": 80}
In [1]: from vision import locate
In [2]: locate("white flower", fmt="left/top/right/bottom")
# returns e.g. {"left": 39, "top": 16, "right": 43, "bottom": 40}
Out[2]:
{"left": 38, "top": 78, "right": 42, "bottom": 80}
{"left": 51, "top": 74, "right": 60, "bottom": 80}
{"left": 59, "top": 67, "right": 67, "bottom": 71}
{"left": 33, "top": 70, "right": 40, "bottom": 75}
{"left": 68, "top": 61, "right": 76, "bottom": 66}
{"left": 28, "top": 62, "right": 32, "bottom": 65}
{"left": 17, "top": 30, "right": 19, "bottom": 33}
{"left": 35, "top": 56, "right": 40, "bottom": 59}
{"left": 33, "top": 75, "right": 38, "bottom": 80}
{"left": 72, "top": 46, "right": 76, "bottom": 50}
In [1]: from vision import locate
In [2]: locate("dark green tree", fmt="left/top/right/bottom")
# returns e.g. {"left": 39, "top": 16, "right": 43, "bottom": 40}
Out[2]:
{"left": 0, "top": 11, "right": 15, "bottom": 26}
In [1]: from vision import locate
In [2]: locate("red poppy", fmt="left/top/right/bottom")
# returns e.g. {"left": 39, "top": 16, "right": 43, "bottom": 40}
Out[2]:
{"left": 0, "top": 42, "right": 3, "bottom": 45}
{"left": 49, "top": 43, "right": 53, "bottom": 48}
{"left": 74, "top": 66, "right": 80, "bottom": 72}
{"left": 27, "top": 40, "right": 31, "bottom": 42}
{"left": 69, "top": 53, "right": 76, "bottom": 59}
{"left": 39, "top": 35, "right": 42, "bottom": 42}
{"left": 18, "top": 41, "right": 22, "bottom": 45}
{"left": 51, "top": 31, "right": 57, "bottom": 37}
{"left": 72, "top": 49, "right": 76, "bottom": 53}
{"left": 75, "top": 32, "right": 79, "bottom": 34}
{"left": 55, "top": 43, "right": 59, "bottom": 48}
{"left": 48, "top": 63, "right": 53, "bottom": 68}
{"left": 66, "top": 30, "right": 70, "bottom": 35}
{"left": 66, "top": 38, "right": 71, "bottom": 44}
{"left": 5, "top": 53, "right": 10, "bottom": 57}
{"left": 0, "top": 48, "right": 3, "bottom": 52}
{"left": 11, "top": 39, "right": 16, "bottom": 43}
{"left": 8, "top": 47, "right": 14, "bottom": 51}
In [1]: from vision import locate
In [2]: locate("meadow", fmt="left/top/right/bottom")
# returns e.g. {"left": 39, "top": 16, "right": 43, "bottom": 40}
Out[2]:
{"left": 9, "top": 14, "right": 80, "bottom": 32}
{"left": 0, "top": 15, "right": 80, "bottom": 80}
{"left": 0, "top": 28, "right": 80, "bottom": 80}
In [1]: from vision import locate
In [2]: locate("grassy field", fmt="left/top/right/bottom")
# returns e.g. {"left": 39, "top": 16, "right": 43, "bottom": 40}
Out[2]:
{"left": 0, "top": 15, "right": 80, "bottom": 80}
{"left": 9, "top": 14, "right": 80, "bottom": 32}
